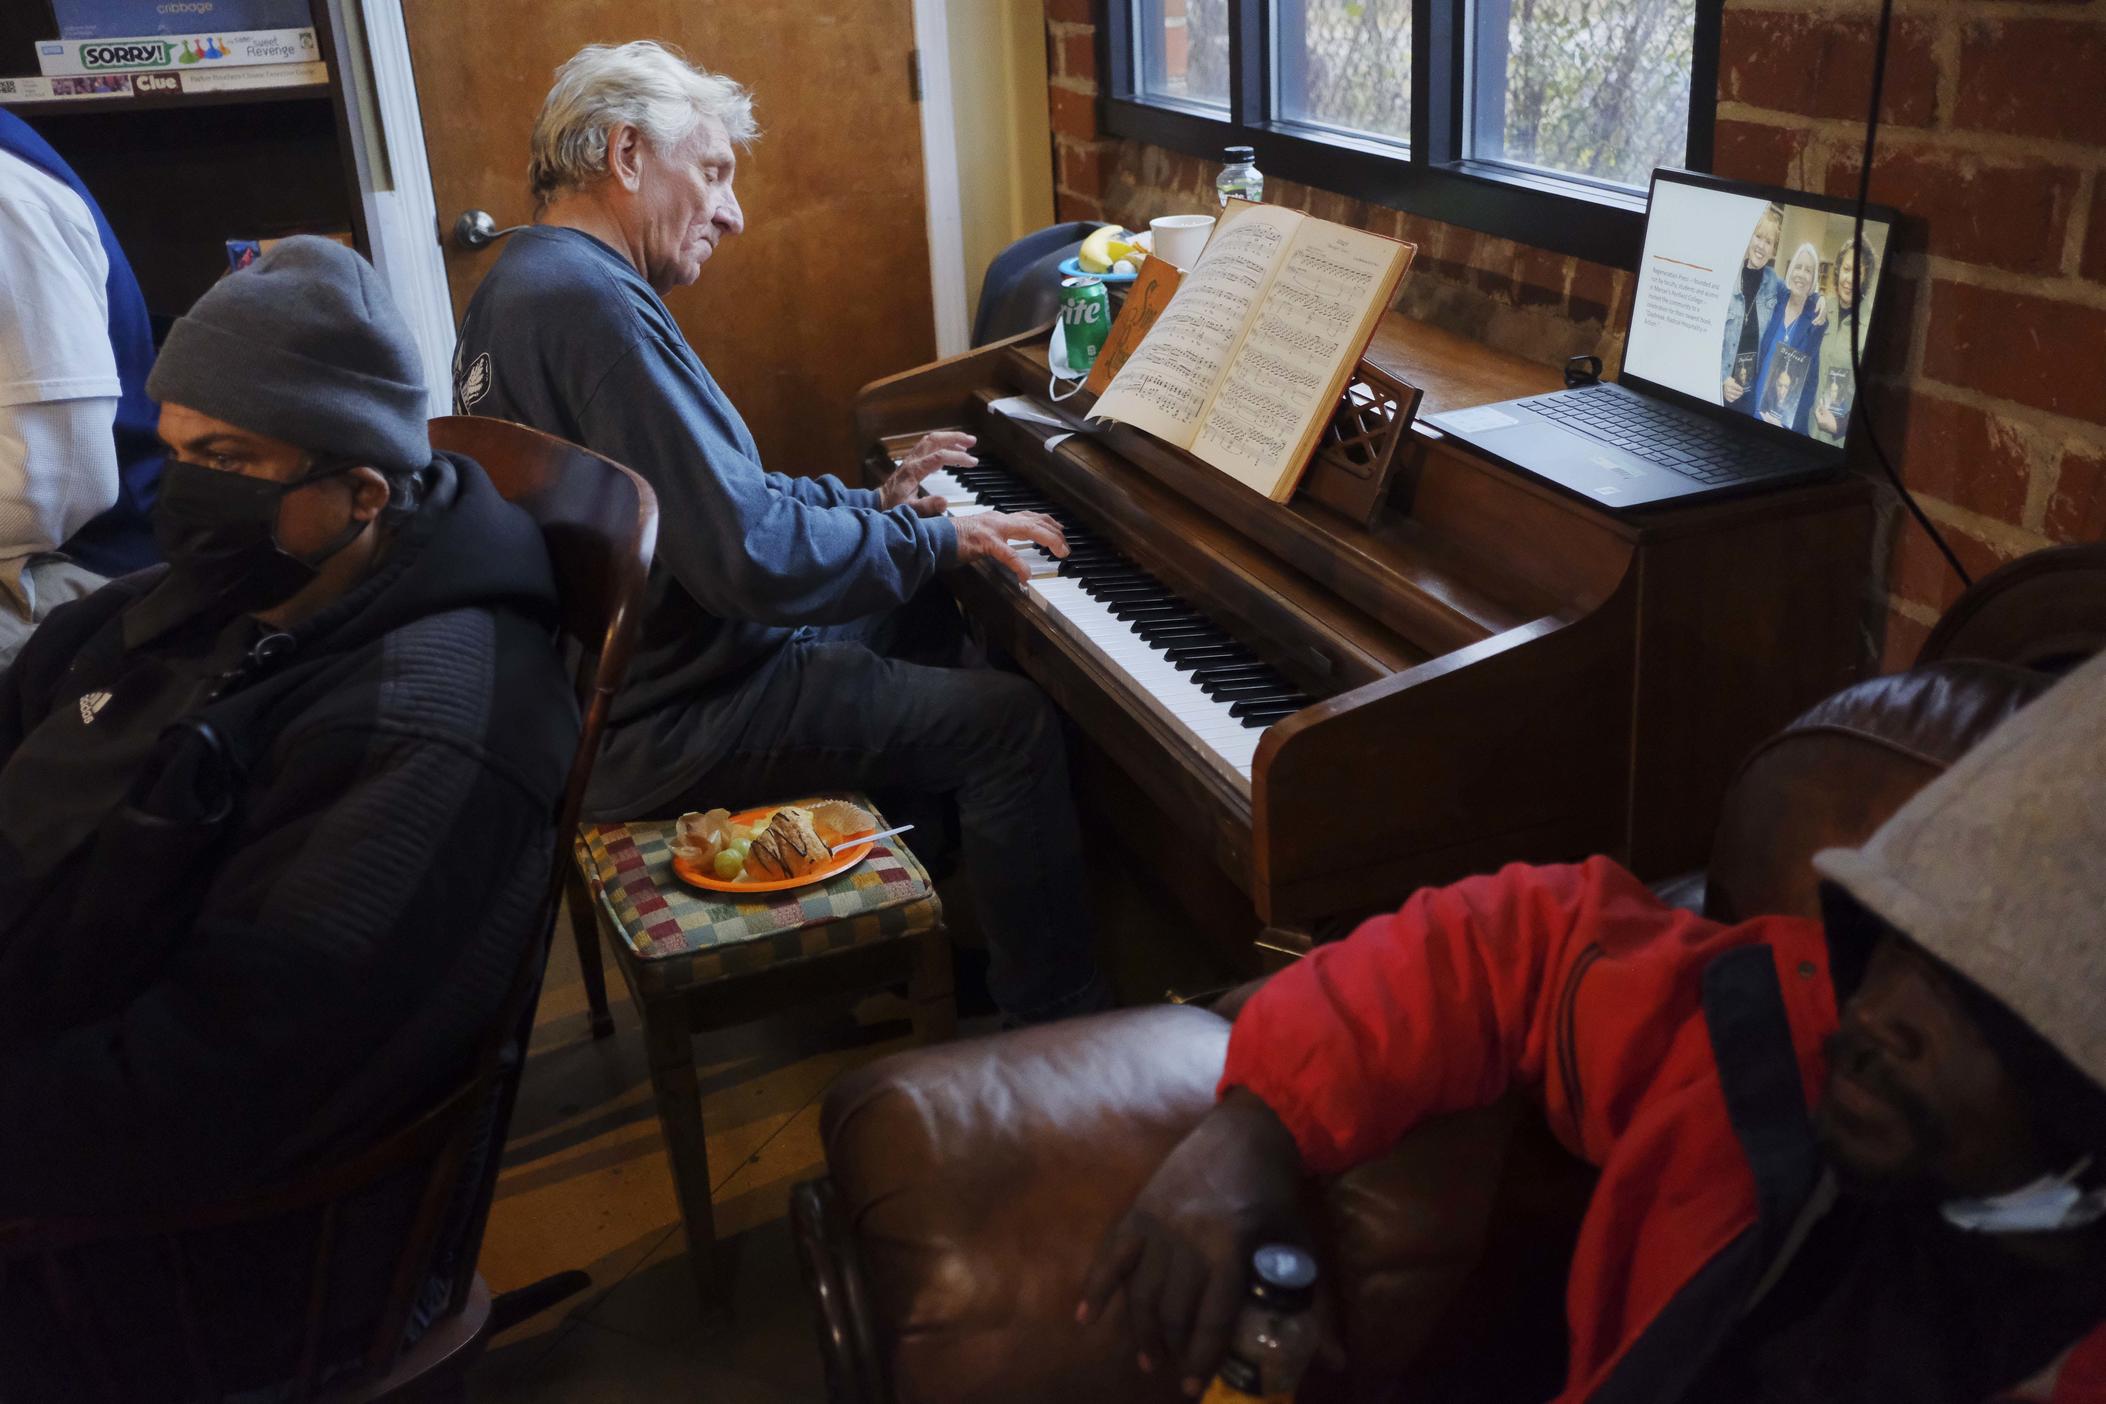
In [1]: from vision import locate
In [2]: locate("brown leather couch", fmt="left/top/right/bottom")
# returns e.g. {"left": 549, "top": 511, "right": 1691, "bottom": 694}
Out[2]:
{"left": 793, "top": 548, "right": 2106, "bottom": 1404}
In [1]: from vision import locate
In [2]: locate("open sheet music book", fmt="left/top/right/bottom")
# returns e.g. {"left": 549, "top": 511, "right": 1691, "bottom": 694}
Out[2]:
{"left": 1086, "top": 200, "right": 1415, "bottom": 501}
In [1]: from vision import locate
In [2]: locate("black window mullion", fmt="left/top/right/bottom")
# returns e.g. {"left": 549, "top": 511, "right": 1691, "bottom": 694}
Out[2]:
{"left": 1412, "top": 0, "right": 1461, "bottom": 164}
{"left": 1686, "top": 0, "right": 1722, "bottom": 170}
{"left": 1103, "top": 0, "right": 1136, "bottom": 99}
{"left": 1228, "top": 0, "right": 1268, "bottom": 131}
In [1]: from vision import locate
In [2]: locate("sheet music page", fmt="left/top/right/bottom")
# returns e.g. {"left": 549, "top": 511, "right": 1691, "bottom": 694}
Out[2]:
{"left": 1192, "top": 220, "right": 1407, "bottom": 497}
{"left": 1087, "top": 202, "right": 1303, "bottom": 449}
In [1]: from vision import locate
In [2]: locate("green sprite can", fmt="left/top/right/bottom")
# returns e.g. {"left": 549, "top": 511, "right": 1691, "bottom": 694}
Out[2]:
{"left": 1058, "top": 274, "right": 1111, "bottom": 376}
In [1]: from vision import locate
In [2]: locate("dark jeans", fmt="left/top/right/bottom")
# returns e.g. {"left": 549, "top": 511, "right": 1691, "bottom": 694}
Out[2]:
{"left": 673, "top": 588, "right": 1103, "bottom": 1022}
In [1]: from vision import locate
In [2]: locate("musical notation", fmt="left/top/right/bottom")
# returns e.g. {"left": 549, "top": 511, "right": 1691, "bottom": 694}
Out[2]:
{"left": 1091, "top": 207, "right": 1298, "bottom": 440}
{"left": 1090, "top": 202, "right": 1410, "bottom": 498}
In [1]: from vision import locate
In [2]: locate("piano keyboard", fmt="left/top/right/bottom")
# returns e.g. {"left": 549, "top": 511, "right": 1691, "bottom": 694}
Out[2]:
{"left": 922, "top": 463, "right": 1312, "bottom": 782}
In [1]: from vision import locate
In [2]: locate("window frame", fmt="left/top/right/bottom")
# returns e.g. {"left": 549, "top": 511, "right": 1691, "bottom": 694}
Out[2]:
{"left": 1100, "top": 0, "right": 1722, "bottom": 269}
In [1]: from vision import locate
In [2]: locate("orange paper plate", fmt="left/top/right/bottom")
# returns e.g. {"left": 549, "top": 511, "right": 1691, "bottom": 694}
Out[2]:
{"left": 670, "top": 804, "right": 876, "bottom": 894}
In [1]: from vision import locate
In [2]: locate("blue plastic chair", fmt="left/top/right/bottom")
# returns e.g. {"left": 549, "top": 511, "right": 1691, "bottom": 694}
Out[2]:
{"left": 970, "top": 220, "right": 1105, "bottom": 346}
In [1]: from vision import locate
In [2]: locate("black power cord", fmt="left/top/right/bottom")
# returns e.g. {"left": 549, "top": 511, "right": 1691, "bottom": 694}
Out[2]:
{"left": 1850, "top": 0, "right": 1974, "bottom": 587}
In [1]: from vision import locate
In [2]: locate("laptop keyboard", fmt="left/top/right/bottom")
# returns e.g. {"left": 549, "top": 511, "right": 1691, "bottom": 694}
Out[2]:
{"left": 1526, "top": 388, "right": 1805, "bottom": 486}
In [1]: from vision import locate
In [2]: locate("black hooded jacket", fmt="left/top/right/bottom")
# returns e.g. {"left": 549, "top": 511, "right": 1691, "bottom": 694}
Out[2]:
{"left": 0, "top": 453, "right": 577, "bottom": 1393}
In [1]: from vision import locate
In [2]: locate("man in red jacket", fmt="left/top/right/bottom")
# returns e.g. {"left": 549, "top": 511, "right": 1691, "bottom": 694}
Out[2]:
{"left": 1079, "top": 649, "right": 2106, "bottom": 1403}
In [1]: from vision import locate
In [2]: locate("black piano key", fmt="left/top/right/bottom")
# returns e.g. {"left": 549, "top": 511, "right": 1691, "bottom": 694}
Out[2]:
{"left": 1191, "top": 664, "right": 1276, "bottom": 685}
{"left": 1210, "top": 684, "right": 1299, "bottom": 705}
{"left": 1231, "top": 698, "right": 1307, "bottom": 721}
{"left": 1135, "top": 622, "right": 1219, "bottom": 644}
{"left": 1199, "top": 681, "right": 1290, "bottom": 703}
{"left": 1164, "top": 639, "right": 1244, "bottom": 662}
{"left": 955, "top": 462, "right": 1338, "bottom": 737}
{"left": 1137, "top": 633, "right": 1218, "bottom": 653}
{"left": 1172, "top": 649, "right": 1250, "bottom": 672}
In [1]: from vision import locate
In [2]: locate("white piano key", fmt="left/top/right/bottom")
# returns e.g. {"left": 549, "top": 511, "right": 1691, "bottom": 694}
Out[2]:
{"left": 1027, "top": 577, "right": 1263, "bottom": 781}
{"left": 917, "top": 459, "right": 1290, "bottom": 785}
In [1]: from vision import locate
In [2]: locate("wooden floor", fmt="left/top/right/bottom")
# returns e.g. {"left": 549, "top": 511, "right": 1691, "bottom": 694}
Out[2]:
{"left": 468, "top": 903, "right": 890, "bottom": 1401}
{"left": 471, "top": 832, "right": 1240, "bottom": 1401}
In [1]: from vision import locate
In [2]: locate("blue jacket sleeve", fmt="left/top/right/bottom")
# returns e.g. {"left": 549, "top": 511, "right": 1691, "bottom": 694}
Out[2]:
{"left": 768, "top": 471, "right": 881, "bottom": 509}
{"left": 578, "top": 339, "right": 956, "bottom": 627}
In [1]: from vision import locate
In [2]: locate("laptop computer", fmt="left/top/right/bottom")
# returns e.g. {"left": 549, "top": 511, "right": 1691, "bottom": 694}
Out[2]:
{"left": 1427, "top": 169, "right": 1898, "bottom": 510}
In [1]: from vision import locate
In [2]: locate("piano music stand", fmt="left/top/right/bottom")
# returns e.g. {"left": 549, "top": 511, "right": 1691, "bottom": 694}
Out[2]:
{"left": 1296, "top": 360, "right": 1423, "bottom": 528}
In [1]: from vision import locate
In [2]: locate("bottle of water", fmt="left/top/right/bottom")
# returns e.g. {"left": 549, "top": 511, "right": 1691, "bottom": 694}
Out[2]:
{"left": 1201, "top": 1245, "right": 1318, "bottom": 1403}
{"left": 1216, "top": 145, "right": 1263, "bottom": 208}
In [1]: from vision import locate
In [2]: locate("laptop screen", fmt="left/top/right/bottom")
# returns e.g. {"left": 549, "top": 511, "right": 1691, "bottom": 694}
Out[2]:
{"left": 1624, "top": 174, "right": 1894, "bottom": 449}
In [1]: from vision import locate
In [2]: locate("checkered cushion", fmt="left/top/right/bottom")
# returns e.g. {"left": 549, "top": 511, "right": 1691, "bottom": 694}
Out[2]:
{"left": 573, "top": 796, "right": 942, "bottom": 995}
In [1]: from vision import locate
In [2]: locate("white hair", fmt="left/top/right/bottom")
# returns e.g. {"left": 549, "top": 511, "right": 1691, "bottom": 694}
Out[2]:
{"left": 529, "top": 40, "right": 756, "bottom": 204}
{"left": 1787, "top": 241, "right": 1821, "bottom": 280}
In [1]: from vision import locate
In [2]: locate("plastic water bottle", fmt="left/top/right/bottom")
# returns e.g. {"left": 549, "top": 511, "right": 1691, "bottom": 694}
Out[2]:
{"left": 1201, "top": 1244, "right": 1319, "bottom": 1403}
{"left": 1216, "top": 146, "right": 1264, "bottom": 208}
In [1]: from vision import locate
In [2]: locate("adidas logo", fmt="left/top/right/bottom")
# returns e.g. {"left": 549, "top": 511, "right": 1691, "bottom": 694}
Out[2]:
{"left": 78, "top": 690, "right": 112, "bottom": 725}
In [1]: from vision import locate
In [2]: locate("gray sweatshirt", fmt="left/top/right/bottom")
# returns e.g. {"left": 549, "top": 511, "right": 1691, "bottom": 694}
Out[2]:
{"left": 454, "top": 227, "right": 955, "bottom": 816}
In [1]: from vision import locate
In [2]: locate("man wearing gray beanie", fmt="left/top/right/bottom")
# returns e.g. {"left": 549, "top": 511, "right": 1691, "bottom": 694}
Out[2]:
{"left": 0, "top": 237, "right": 580, "bottom": 1397}
{"left": 1075, "top": 648, "right": 2106, "bottom": 1402}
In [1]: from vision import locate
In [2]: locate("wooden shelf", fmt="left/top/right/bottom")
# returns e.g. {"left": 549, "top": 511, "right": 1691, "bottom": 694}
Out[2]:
{"left": 0, "top": 83, "right": 329, "bottom": 118}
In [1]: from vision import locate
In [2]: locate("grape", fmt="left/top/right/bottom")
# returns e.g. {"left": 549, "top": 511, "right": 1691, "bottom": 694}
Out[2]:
{"left": 711, "top": 849, "right": 744, "bottom": 881}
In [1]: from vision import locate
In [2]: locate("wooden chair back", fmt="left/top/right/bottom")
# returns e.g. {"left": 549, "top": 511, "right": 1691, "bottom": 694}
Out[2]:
{"left": 428, "top": 416, "right": 659, "bottom": 871}
{"left": 0, "top": 422, "right": 657, "bottom": 1402}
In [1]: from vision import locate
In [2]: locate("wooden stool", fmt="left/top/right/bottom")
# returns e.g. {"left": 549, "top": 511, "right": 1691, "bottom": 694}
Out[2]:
{"left": 565, "top": 795, "right": 954, "bottom": 1315}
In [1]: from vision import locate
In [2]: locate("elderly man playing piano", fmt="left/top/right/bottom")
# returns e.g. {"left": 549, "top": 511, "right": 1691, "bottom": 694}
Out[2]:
{"left": 455, "top": 39, "right": 1106, "bottom": 1023}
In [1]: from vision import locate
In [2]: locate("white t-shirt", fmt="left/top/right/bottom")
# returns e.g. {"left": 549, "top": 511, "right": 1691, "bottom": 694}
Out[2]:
{"left": 0, "top": 149, "right": 120, "bottom": 599}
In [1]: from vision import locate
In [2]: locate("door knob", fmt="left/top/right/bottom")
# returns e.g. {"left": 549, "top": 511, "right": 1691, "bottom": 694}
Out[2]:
{"left": 452, "top": 209, "right": 528, "bottom": 250}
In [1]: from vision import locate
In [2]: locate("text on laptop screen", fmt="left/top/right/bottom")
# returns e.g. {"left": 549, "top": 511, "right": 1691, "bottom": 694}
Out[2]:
{"left": 1625, "top": 178, "right": 1892, "bottom": 447}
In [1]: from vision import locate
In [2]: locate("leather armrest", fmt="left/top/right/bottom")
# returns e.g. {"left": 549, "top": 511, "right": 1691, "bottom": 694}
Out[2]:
{"left": 819, "top": 1006, "right": 1596, "bottom": 1403}
{"left": 821, "top": 1007, "right": 1225, "bottom": 1404}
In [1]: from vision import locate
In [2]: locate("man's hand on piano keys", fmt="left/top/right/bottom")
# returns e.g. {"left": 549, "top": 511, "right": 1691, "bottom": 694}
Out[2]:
{"left": 880, "top": 430, "right": 981, "bottom": 514}
{"left": 951, "top": 510, "right": 1070, "bottom": 585}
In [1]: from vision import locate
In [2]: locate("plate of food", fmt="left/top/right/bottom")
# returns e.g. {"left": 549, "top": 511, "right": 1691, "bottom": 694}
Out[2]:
{"left": 669, "top": 799, "right": 879, "bottom": 894}
{"left": 1058, "top": 225, "right": 1150, "bottom": 284}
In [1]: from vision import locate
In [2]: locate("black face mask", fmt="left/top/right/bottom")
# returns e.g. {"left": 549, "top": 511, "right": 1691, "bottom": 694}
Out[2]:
{"left": 152, "top": 458, "right": 371, "bottom": 617}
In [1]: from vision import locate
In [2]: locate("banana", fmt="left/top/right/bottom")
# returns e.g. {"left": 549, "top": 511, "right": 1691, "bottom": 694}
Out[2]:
{"left": 1077, "top": 224, "right": 1136, "bottom": 274}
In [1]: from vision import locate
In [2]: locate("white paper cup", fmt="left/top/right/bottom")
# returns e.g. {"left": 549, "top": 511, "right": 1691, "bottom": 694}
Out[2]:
{"left": 1150, "top": 214, "right": 1217, "bottom": 270}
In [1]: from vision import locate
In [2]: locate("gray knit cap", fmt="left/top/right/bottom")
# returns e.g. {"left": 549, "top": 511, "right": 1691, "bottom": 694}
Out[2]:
{"left": 146, "top": 236, "right": 431, "bottom": 475}
{"left": 1814, "top": 648, "right": 2106, "bottom": 1090}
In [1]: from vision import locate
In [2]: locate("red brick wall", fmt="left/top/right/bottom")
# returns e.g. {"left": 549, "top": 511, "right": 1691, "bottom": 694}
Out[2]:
{"left": 1043, "top": 0, "right": 2106, "bottom": 670}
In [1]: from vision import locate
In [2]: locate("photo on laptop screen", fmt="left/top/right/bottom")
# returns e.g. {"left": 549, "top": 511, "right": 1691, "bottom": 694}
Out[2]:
{"left": 1624, "top": 176, "right": 1893, "bottom": 449}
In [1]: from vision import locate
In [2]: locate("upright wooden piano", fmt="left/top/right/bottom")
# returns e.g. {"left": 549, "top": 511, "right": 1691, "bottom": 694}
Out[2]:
{"left": 855, "top": 313, "right": 1874, "bottom": 956}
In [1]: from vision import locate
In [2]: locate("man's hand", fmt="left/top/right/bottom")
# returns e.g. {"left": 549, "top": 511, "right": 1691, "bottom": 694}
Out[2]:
{"left": 951, "top": 509, "right": 1067, "bottom": 584}
{"left": 880, "top": 430, "right": 979, "bottom": 514}
{"left": 1077, "top": 1090, "right": 1308, "bottom": 1396}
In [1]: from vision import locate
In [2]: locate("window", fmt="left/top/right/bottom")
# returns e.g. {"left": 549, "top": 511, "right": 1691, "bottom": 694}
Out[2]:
{"left": 1135, "top": 0, "right": 1230, "bottom": 110}
{"left": 1101, "top": 0, "right": 1719, "bottom": 266}
{"left": 1277, "top": 0, "right": 1413, "bottom": 148}
{"left": 1469, "top": 0, "right": 1696, "bottom": 185}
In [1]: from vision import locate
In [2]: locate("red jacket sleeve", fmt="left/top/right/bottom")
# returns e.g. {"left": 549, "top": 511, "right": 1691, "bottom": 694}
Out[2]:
{"left": 1219, "top": 857, "right": 1813, "bottom": 1175}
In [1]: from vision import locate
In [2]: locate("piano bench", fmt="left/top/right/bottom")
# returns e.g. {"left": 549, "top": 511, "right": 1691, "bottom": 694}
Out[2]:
{"left": 563, "top": 799, "right": 954, "bottom": 1319}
